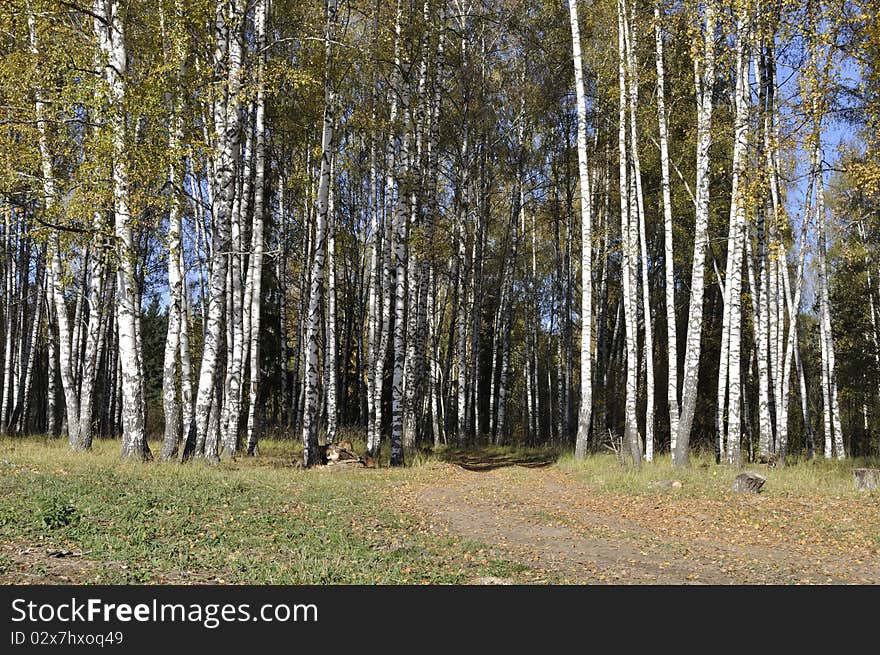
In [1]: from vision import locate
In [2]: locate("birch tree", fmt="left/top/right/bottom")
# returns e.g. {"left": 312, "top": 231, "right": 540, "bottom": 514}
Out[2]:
{"left": 654, "top": 0, "right": 679, "bottom": 454}
{"left": 28, "top": 7, "right": 82, "bottom": 451}
{"left": 186, "top": 0, "right": 245, "bottom": 463}
{"left": 245, "top": 0, "right": 269, "bottom": 456}
{"left": 718, "top": 8, "right": 749, "bottom": 465}
{"left": 301, "top": 0, "right": 337, "bottom": 467}
{"left": 674, "top": 0, "right": 717, "bottom": 467}
{"left": 160, "top": 0, "right": 189, "bottom": 460}
{"left": 568, "top": 0, "right": 593, "bottom": 460}
{"left": 618, "top": 0, "right": 642, "bottom": 466}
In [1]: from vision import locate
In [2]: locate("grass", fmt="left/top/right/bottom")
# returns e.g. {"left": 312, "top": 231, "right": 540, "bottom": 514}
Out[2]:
{"left": 557, "top": 449, "right": 880, "bottom": 499}
{"left": 0, "top": 436, "right": 530, "bottom": 585}
{"left": 2, "top": 435, "right": 878, "bottom": 585}
{"left": 557, "top": 449, "right": 880, "bottom": 561}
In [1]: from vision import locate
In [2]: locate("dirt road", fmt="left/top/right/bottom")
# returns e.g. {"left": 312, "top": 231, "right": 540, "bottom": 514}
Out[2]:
{"left": 405, "top": 463, "right": 880, "bottom": 584}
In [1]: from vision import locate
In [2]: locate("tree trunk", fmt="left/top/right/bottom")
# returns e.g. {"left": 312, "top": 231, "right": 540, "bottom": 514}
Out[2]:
{"left": 160, "top": 0, "right": 187, "bottom": 460}
{"left": 302, "top": 0, "right": 337, "bottom": 467}
{"left": 622, "top": 3, "right": 653, "bottom": 461}
{"left": 674, "top": 0, "right": 716, "bottom": 467}
{"left": 29, "top": 9, "right": 81, "bottom": 449}
{"left": 326, "top": 153, "right": 338, "bottom": 444}
{"left": 654, "top": 1, "right": 679, "bottom": 456}
{"left": 188, "top": 0, "right": 245, "bottom": 463}
{"left": 246, "top": 0, "right": 268, "bottom": 455}
{"left": 93, "top": 0, "right": 149, "bottom": 460}
{"left": 569, "top": 0, "right": 593, "bottom": 460}
{"left": 618, "top": 0, "right": 641, "bottom": 466}
{"left": 722, "top": 16, "right": 749, "bottom": 465}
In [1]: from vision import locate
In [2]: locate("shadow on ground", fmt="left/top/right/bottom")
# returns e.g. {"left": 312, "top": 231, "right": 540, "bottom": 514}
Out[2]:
{"left": 441, "top": 448, "right": 559, "bottom": 471}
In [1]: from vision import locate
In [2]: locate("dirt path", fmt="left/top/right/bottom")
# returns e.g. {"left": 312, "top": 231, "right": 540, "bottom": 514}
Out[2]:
{"left": 404, "top": 463, "right": 880, "bottom": 584}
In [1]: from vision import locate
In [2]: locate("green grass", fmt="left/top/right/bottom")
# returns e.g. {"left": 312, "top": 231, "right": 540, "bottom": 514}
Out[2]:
{"left": 0, "top": 436, "right": 530, "bottom": 584}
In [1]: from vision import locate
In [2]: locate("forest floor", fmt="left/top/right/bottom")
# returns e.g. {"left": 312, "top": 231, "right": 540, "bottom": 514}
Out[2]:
{"left": 1, "top": 437, "right": 879, "bottom": 584}
{"left": 403, "top": 454, "right": 880, "bottom": 584}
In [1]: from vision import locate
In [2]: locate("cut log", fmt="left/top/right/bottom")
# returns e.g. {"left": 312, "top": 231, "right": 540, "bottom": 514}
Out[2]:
{"left": 732, "top": 471, "right": 765, "bottom": 493}
{"left": 648, "top": 479, "right": 682, "bottom": 490}
{"left": 326, "top": 443, "right": 362, "bottom": 463}
{"left": 853, "top": 468, "right": 880, "bottom": 491}
{"left": 329, "top": 457, "right": 364, "bottom": 466}
{"left": 318, "top": 459, "right": 367, "bottom": 473}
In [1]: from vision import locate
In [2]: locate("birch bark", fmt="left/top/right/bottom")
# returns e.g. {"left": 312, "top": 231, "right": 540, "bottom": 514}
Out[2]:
{"left": 674, "top": 0, "right": 716, "bottom": 466}
{"left": 654, "top": 0, "right": 679, "bottom": 455}
{"left": 618, "top": 0, "right": 641, "bottom": 466}
{"left": 622, "top": 4, "right": 654, "bottom": 461}
{"left": 722, "top": 16, "right": 749, "bottom": 465}
{"left": 388, "top": 0, "right": 410, "bottom": 466}
{"left": 569, "top": 0, "right": 593, "bottom": 460}
{"left": 187, "top": 0, "right": 245, "bottom": 462}
{"left": 301, "top": 0, "right": 337, "bottom": 467}
{"left": 93, "top": 0, "right": 149, "bottom": 460}
{"left": 246, "top": 0, "right": 268, "bottom": 455}
{"left": 160, "top": 0, "right": 188, "bottom": 460}
{"left": 29, "top": 8, "right": 81, "bottom": 449}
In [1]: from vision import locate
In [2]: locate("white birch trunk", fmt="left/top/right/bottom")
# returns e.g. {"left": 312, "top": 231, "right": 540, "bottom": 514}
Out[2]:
{"left": 623, "top": 4, "right": 653, "bottom": 461}
{"left": 456, "top": 201, "right": 469, "bottom": 447}
{"left": 723, "top": 18, "right": 749, "bottom": 465}
{"left": 301, "top": 0, "right": 337, "bottom": 467}
{"left": 326, "top": 153, "right": 338, "bottom": 444}
{"left": 279, "top": 187, "right": 290, "bottom": 429}
{"left": 29, "top": 8, "right": 81, "bottom": 449}
{"left": 816, "top": 172, "right": 845, "bottom": 459}
{"left": 528, "top": 209, "right": 539, "bottom": 442}
{"left": 429, "top": 269, "right": 444, "bottom": 446}
{"left": 93, "top": 0, "right": 149, "bottom": 460}
{"left": 390, "top": 131, "right": 409, "bottom": 466}
{"left": 779, "top": 224, "right": 808, "bottom": 461}
{"left": 221, "top": 109, "right": 251, "bottom": 456}
{"left": 160, "top": 0, "right": 187, "bottom": 460}
{"left": 246, "top": 0, "right": 268, "bottom": 455}
{"left": 15, "top": 266, "right": 43, "bottom": 434}
{"left": 179, "top": 257, "right": 194, "bottom": 445}
{"left": 187, "top": 0, "right": 244, "bottom": 462}
{"left": 717, "top": 229, "right": 732, "bottom": 460}
{"left": 365, "top": 154, "right": 381, "bottom": 454}
{"left": 46, "top": 298, "right": 58, "bottom": 436}
{"left": 618, "top": 0, "right": 641, "bottom": 466}
{"left": 387, "top": 0, "right": 408, "bottom": 465}
{"left": 403, "top": 2, "right": 433, "bottom": 448}
{"left": 756, "top": 216, "right": 773, "bottom": 458}
{"left": 569, "top": 0, "right": 593, "bottom": 460}
{"left": 1, "top": 210, "right": 15, "bottom": 433}
{"left": 365, "top": 0, "right": 381, "bottom": 457}
{"left": 70, "top": 263, "right": 84, "bottom": 390}
{"left": 76, "top": 229, "right": 106, "bottom": 451}
{"left": 674, "top": 0, "right": 716, "bottom": 466}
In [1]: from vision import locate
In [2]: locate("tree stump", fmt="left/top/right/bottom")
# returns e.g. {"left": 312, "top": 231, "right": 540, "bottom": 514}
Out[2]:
{"left": 732, "top": 471, "right": 765, "bottom": 493}
{"left": 853, "top": 468, "right": 880, "bottom": 491}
